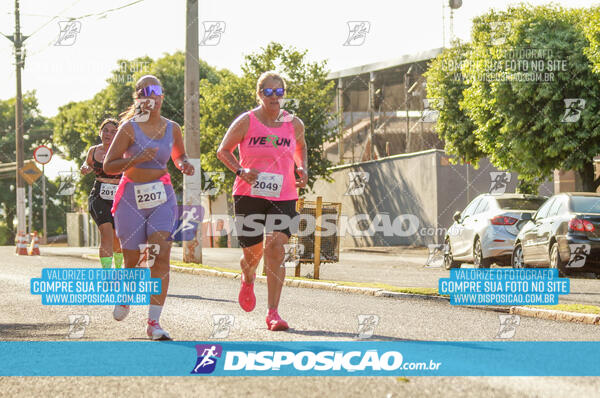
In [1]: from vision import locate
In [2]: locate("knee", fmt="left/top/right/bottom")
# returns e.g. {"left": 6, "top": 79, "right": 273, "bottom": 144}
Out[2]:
{"left": 264, "top": 243, "right": 284, "bottom": 261}
{"left": 243, "top": 251, "right": 262, "bottom": 267}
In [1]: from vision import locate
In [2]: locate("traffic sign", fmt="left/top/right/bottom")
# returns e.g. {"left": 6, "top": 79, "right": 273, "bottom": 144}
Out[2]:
{"left": 19, "top": 161, "right": 42, "bottom": 185}
{"left": 34, "top": 145, "right": 52, "bottom": 165}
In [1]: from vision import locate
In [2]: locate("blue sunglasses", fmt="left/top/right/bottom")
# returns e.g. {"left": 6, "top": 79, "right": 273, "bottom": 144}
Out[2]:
{"left": 262, "top": 88, "right": 285, "bottom": 97}
{"left": 138, "top": 84, "right": 163, "bottom": 97}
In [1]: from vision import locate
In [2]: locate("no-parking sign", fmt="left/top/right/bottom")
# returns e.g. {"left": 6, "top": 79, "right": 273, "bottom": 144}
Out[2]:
{"left": 33, "top": 145, "right": 53, "bottom": 165}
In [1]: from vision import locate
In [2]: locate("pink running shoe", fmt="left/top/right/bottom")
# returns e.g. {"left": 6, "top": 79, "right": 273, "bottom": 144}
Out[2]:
{"left": 238, "top": 274, "right": 256, "bottom": 312}
{"left": 146, "top": 319, "right": 171, "bottom": 341}
{"left": 266, "top": 309, "right": 289, "bottom": 331}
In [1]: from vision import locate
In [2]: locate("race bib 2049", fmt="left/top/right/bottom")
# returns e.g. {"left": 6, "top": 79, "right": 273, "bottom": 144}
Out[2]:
{"left": 251, "top": 172, "right": 283, "bottom": 198}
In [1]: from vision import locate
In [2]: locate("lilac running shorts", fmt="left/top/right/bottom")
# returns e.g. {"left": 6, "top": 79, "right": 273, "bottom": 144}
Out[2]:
{"left": 114, "top": 179, "right": 177, "bottom": 250}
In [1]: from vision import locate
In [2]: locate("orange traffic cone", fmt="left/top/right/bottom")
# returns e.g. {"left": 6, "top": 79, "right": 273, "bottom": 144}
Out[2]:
{"left": 16, "top": 232, "right": 29, "bottom": 256}
{"left": 28, "top": 232, "right": 40, "bottom": 256}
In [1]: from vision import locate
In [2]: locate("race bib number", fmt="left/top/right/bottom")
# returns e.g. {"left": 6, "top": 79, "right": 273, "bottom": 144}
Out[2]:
{"left": 99, "top": 183, "right": 117, "bottom": 201}
{"left": 134, "top": 182, "right": 167, "bottom": 209}
{"left": 251, "top": 172, "right": 283, "bottom": 198}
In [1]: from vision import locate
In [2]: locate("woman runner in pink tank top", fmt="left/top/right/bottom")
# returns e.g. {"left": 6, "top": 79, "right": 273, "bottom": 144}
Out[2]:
{"left": 217, "top": 71, "right": 308, "bottom": 331}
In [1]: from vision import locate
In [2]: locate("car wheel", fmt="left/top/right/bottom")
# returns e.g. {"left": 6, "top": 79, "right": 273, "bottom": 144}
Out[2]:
{"left": 474, "top": 238, "right": 491, "bottom": 269}
{"left": 550, "top": 242, "right": 566, "bottom": 277}
{"left": 512, "top": 243, "right": 526, "bottom": 268}
{"left": 444, "top": 239, "right": 460, "bottom": 270}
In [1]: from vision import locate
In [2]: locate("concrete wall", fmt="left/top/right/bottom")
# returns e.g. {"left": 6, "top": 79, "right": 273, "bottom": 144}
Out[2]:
{"left": 66, "top": 213, "right": 99, "bottom": 247}
{"left": 306, "top": 150, "right": 439, "bottom": 247}
{"left": 307, "top": 150, "right": 554, "bottom": 247}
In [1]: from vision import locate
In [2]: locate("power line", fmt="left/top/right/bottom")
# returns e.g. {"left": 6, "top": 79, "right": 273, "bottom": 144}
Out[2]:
{"left": 27, "top": 0, "right": 145, "bottom": 39}
{"left": 22, "top": 0, "right": 147, "bottom": 59}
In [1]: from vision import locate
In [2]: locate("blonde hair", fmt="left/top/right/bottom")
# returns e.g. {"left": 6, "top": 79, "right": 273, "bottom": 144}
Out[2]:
{"left": 256, "top": 71, "right": 286, "bottom": 103}
{"left": 119, "top": 75, "right": 162, "bottom": 125}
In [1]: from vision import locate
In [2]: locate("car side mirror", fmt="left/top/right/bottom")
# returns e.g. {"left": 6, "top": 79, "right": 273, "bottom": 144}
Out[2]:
{"left": 521, "top": 213, "right": 532, "bottom": 221}
{"left": 453, "top": 211, "right": 461, "bottom": 222}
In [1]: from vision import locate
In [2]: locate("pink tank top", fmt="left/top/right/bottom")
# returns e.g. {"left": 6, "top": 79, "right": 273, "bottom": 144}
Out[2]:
{"left": 232, "top": 110, "right": 298, "bottom": 201}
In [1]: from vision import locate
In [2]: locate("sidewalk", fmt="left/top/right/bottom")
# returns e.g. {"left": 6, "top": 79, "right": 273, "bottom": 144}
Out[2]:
{"left": 41, "top": 245, "right": 439, "bottom": 289}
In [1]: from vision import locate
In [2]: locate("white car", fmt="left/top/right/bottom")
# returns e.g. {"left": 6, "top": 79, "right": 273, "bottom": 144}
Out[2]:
{"left": 444, "top": 194, "right": 547, "bottom": 269}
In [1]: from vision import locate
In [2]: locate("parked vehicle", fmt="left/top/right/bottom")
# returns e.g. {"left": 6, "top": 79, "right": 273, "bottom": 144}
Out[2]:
{"left": 512, "top": 193, "right": 600, "bottom": 276}
{"left": 444, "top": 194, "right": 547, "bottom": 269}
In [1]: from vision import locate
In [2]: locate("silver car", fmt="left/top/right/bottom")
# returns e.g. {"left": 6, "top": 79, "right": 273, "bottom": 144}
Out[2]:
{"left": 444, "top": 194, "right": 547, "bottom": 269}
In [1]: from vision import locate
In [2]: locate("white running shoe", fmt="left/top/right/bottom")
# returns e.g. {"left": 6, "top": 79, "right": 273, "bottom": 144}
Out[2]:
{"left": 147, "top": 319, "right": 171, "bottom": 341}
{"left": 113, "top": 305, "right": 130, "bottom": 321}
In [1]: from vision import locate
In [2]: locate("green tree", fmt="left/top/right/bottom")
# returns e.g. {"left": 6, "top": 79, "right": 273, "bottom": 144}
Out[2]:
{"left": 199, "top": 42, "right": 337, "bottom": 195}
{"left": 460, "top": 5, "right": 600, "bottom": 191}
{"left": 0, "top": 92, "right": 58, "bottom": 243}
{"left": 424, "top": 40, "right": 482, "bottom": 164}
{"left": 53, "top": 52, "right": 220, "bottom": 204}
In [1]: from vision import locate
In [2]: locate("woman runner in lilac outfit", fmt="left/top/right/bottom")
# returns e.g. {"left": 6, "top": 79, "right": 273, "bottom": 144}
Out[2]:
{"left": 104, "top": 75, "right": 194, "bottom": 340}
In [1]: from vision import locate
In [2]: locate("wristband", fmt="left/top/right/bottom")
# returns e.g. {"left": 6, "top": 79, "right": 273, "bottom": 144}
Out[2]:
{"left": 236, "top": 168, "right": 243, "bottom": 176}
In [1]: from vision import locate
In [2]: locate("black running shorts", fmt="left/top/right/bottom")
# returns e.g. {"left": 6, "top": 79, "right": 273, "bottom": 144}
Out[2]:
{"left": 233, "top": 195, "right": 298, "bottom": 248}
{"left": 88, "top": 180, "right": 115, "bottom": 228}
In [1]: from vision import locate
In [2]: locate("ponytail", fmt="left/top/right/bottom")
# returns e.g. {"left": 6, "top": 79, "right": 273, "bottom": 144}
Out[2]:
{"left": 119, "top": 103, "right": 136, "bottom": 126}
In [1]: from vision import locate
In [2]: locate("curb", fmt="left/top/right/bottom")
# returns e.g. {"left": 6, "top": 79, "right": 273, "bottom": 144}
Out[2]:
{"left": 510, "top": 306, "right": 600, "bottom": 325}
{"left": 77, "top": 253, "right": 599, "bottom": 326}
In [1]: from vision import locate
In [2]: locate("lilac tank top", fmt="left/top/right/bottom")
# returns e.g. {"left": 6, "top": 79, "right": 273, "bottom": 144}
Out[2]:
{"left": 125, "top": 120, "right": 173, "bottom": 169}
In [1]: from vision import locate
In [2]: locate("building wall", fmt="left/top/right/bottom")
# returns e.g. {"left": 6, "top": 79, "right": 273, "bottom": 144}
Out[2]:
{"left": 306, "top": 150, "right": 554, "bottom": 247}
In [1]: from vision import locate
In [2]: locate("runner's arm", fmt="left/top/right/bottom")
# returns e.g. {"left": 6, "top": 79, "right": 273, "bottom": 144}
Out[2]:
{"left": 217, "top": 113, "right": 259, "bottom": 183}
{"left": 293, "top": 117, "right": 308, "bottom": 188}
{"left": 80, "top": 147, "right": 93, "bottom": 175}
{"left": 170, "top": 122, "right": 194, "bottom": 175}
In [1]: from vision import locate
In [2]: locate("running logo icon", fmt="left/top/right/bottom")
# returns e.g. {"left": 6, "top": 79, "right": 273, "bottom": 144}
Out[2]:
{"left": 276, "top": 99, "right": 299, "bottom": 123}
{"left": 200, "top": 21, "right": 226, "bottom": 46}
{"left": 202, "top": 172, "right": 225, "bottom": 196}
{"left": 357, "top": 314, "right": 379, "bottom": 339}
{"left": 67, "top": 314, "right": 90, "bottom": 339}
{"left": 132, "top": 98, "right": 155, "bottom": 123}
{"left": 561, "top": 99, "right": 586, "bottom": 123}
{"left": 57, "top": 171, "right": 79, "bottom": 196}
{"left": 136, "top": 244, "right": 160, "bottom": 268}
{"left": 191, "top": 344, "right": 223, "bottom": 374}
{"left": 421, "top": 98, "right": 443, "bottom": 123}
{"left": 170, "top": 205, "right": 204, "bottom": 241}
{"left": 489, "top": 22, "right": 511, "bottom": 45}
{"left": 344, "top": 171, "right": 369, "bottom": 196}
{"left": 489, "top": 172, "right": 511, "bottom": 195}
{"left": 282, "top": 243, "right": 304, "bottom": 268}
{"left": 425, "top": 244, "right": 447, "bottom": 268}
{"left": 210, "top": 315, "right": 234, "bottom": 338}
{"left": 566, "top": 244, "right": 590, "bottom": 268}
{"left": 55, "top": 21, "right": 81, "bottom": 46}
{"left": 343, "top": 21, "right": 370, "bottom": 46}
{"left": 495, "top": 314, "right": 520, "bottom": 339}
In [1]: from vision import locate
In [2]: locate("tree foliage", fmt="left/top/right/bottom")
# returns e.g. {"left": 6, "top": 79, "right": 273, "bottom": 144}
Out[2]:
{"left": 427, "top": 5, "right": 600, "bottom": 191}
{"left": 200, "top": 42, "right": 337, "bottom": 194}
{"left": 0, "top": 93, "right": 68, "bottom": 243}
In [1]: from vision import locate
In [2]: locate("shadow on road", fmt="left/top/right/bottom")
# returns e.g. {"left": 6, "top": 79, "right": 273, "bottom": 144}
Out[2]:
{"left": 0, "top": 322, "right": 72, "bottom": 339}
{"left": 167, "top": 293, "right": 236, "bottom": 304}
{"left": 283, "top": 329, "right": 414, "bottom": 341}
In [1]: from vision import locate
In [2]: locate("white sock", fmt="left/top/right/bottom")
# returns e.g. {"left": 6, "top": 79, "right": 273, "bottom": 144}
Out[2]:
{"left": 148, "top": 305, "right": 163, "bottom": 323}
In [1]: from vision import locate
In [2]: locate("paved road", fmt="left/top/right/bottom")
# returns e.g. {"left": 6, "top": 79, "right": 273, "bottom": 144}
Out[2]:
{"left": 43, "top": 245, "right": 600, "bottom": 306}
{"left": 1, "top": 247, "right": 600, "bottom": 396}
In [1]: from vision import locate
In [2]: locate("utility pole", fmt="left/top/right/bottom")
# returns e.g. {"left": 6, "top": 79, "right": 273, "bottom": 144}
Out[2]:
{"left": 337, "top": 78, "right": 344, "bottom": 165}
{"left": 183, "top": 0, "right": 202, "bottom": 263}
{"left": 3, "top": 0, "right": 29, "bottom": 237}
{"left": 368, "top": 72, "right": 375, "bottom": 161}
{"left": 405, "top": 65, "right": 413, "bottom": 153}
